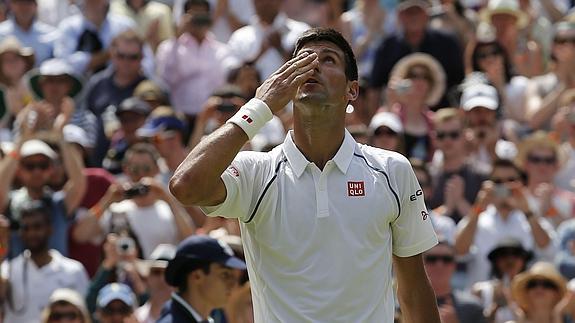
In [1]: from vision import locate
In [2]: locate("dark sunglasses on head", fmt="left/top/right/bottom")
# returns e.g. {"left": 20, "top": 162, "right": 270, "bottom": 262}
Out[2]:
{"left": 553, "top": 38, "right": 575, "bottom": 45}
{"left": 526, "top": 279, "right": 558, "bottom": 291}
{"left": 491, "top": 177, "right": 519, "bottom": 184}
{"left": 477, "top": 48, "right": 501, "bottom": 60}
{"left": 21, "top": 161, "right": 51, "bottom": 171}
{"left": 49, "top": 311, "right": 80, "bottom": 321}
{"left": 424, "top": 254, "right": 455, "bottom": 264}
{"left": 116, "top": 52, "right": 141, "bottom": 61}
{"left": 435, "top": 130, "right": 461, "bottom": 140}
{"left": 374, "top": 127, "right": 398, "bottom": 137}
{"left": 527, "top": 155, "right": 556, "bottom": 165}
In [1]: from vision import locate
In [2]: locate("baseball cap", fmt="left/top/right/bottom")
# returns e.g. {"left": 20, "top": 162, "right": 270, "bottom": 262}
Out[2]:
{"left": 115, "top": 97, "right": 151, "bottom": 117}
{"left": 369, "top": 111, "right": 403, "bottom": 134}
{"left": 20, "top": 139, "right": 57, "bottom": 159}
{"left": 460, "top": 83, "right": 499, "bottom": 111}
{"left": 397, "top": 0, "right": 431, "bottom": 11}
{"left": 96, "top": 283, "right": 136, "bottom": 309}
{"left": 136, "top": 113, "right": 186, "bottom": 138}
{"left": 164, "top": 235, "right": 247, "bottom": 286}
{"left": 63, "top": 124, "right": 93, "bottom": 149}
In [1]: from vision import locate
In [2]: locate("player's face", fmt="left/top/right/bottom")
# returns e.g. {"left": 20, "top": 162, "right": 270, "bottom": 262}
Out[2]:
{"left": 294, "top": 41, "right": 357, "bottom": 108}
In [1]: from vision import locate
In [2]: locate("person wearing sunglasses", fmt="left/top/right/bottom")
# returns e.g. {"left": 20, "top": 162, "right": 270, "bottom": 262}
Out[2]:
{"left": 42, "top": 288, "right": 91, "bottom": 323}
{"left": 516, "top": 131, "right": 575, "bottom": 228}
{"left": 455, "top": 158, "right": 555, "bottom": 289}
{"left": 424, "top": 241, "right": 486, "bottom": 323}
{"left": 429, "top": 107, "right": 487, "bottom": 224}
{"left": 509, "top": 262, "right": 570, "bottom": 323}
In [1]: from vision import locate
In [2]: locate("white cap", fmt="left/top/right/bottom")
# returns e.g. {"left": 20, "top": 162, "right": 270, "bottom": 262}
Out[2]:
{"left": 461, "top": 83, "right": 499, "bottom": 111}
{"left": 20, "top": 139, "right": 57, "bottom": 159}
{"left": 369, "top": 112, "right": 403, "bottom": 134}
{"left": 63, "top": 124, "right": 93, "bottom": 148}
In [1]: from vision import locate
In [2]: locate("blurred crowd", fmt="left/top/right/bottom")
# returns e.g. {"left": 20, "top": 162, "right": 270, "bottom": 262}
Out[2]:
{"left": 0, "top": 0, "right": 573, "bottom": 322}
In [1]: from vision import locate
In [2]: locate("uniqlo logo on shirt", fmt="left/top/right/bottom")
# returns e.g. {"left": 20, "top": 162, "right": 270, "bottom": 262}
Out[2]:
{"left": 347, "top": 181, "right": 365, "bottom": 197}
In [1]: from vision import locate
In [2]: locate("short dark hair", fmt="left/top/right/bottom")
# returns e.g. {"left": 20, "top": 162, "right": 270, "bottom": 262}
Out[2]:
{"left": 293, "top": 28, "right": 358, "bottom": 81}
{"left": 20, "top": 199, "right": 51, "bottom": 225}
{"left": 490, "top": 158, "right": 524, "bottom": 181}
{"left": 176, "top": 261, "right": 211, "bottom": 293}
{"left": 184, "top": 0, "right": 210, "bottom": 12}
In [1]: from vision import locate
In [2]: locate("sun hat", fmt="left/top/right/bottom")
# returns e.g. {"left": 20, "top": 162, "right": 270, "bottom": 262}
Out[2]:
{"left": 44, "top": 288, "right": 91, "bottom": 323}
{"left": 487, "top": 237, "right": 533, "bottom": 263}
{"left": 27, "top": 58, "right": 83, "bottom": 99}
{"left": 480, "top": 0, "right": 529, "bottom": 29}
{"left": 511, "top": 262, "right": 567, "bottom": 310}
{"left": 389, "top": 53, "right": 446, "bottom": 107}
{"left": 0, "top": 36, "right": 34, "bottom": 67}
{"left": 164, "top": 235, "right": 246, "bottom": 287}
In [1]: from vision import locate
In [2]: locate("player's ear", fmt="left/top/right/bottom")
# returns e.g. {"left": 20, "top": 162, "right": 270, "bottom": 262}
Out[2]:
{"left": 346, "top": 80, "right": 359, "bottom": 102}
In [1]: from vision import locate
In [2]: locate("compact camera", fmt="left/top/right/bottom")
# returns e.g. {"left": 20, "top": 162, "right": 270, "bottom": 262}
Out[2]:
{"left": 123, "top": 184, "right": 150, "bottom": 199}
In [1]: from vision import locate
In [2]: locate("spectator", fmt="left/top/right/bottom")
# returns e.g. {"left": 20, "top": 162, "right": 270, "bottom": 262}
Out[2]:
{"left": 133, "top": 79, "right": 169, "bottom": 110}
{"left": 0, "top": 0, "right": 57, "bottom": 66}
{"left": 54, "top": 0, "right": 135, "bottom": 75}
{"left": 0, "top": 124, "right": 86, "bottom": 257}
{"left": 368, "top": 110, "right": 404, "bottom": 153}
{"left": 135, "top": 244, "right": 175, "bottom": 323}
{"left": 226, "top": 62, "right": 261, "bottom": 100}
{"left": 555, "top": 90, "right": 575, "bottom": 193}
{"left": 555, "top": 218, "right": 575, "bottom": 280}
{"left": 468, "top": 38, "right": 534, "bottom": 141}
{"left": 36, "top": 0, "right": 80, "bottom": 28}
{"left": 227, "top": 0, "right": 310, "bottom": 79}
{"left": 110, "top": 0, "right": 174, "bottom": 52}
{"left": 95, "top": 283, "right": 138, "bottom": 323}
{"left": 0, "top": 200, "right": 89, "bottom": 323}
{"left": 423, "top": 240, "right": 486, "bottom": 323}
{"left": 82, "top": 29, "right": 148, "bottom": 166}
{"left": 41, "top": 288, "right": 92, "bottom": 323}
{"left": 76, "top": 143, "right": 194, "bottom": 258}
{"left": 509, "top": 262, "right": 570, "bottom": 323}
{"left": 429, "top": 107, "right": 487, "bottom": 223}
{"left": 172, "top": 0, "right": 255, "bottom": 42}
{"left": 156, "top": 0, "right": 236, "bottom": 134}
{"left": 369, "top": 0, "right": 464, "bottom": 110}
{"left": 472, "top": 238, "right": 533, "bottom": 323}
{"left": 0, "top": 36, "right": 34, "bottom": 139}
{"left": 386, "top": 53, "right": 446, "bottom": 161}
{"left": 102, "top": 97, "right": 151, "bottom": 175}
{"left": 479, "top": 0, "right": 543, "bottom": 77}
{"left": 428, "top": 0, "right": 476, "bottom": 47}
{"left": 455, "top": 158, "right": 555, "bottom": 287}
{"left": 528, "top": 21, "right": 575, "bottom": 131}
{"left": 158, "top": 235, "right": 247, "bottom": 323}
{"left": 516, "top": 131, "right": 575, "bottom": 227}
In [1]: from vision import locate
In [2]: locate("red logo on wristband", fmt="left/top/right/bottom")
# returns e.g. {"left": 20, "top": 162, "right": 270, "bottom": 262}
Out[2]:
{"left": 242, "top": 115, "right": 253, "bottom": 123}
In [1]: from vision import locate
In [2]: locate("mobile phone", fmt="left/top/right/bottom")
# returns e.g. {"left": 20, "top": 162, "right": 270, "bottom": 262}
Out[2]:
{"left": 123, "top": 184, "right": 150, "bottom": 199}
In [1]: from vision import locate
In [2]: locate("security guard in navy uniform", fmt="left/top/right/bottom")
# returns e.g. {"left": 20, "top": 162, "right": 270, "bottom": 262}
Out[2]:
{"left": 157, "top": 235, "right": 246, "bottom": 323}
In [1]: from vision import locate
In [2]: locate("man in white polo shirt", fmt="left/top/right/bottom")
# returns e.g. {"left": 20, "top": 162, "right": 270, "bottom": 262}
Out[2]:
{"left": 170, "top": 28, "right": 440, "bottom": 322}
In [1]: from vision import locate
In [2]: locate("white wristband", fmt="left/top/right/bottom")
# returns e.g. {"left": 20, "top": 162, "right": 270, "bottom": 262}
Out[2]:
{"left": 227, "top": 98, "right": 273, "bottom": 140}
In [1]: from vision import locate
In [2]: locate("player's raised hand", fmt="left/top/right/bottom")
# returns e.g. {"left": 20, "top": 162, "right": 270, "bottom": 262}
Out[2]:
{"left": 255, "top": 51, "right": 319, "bottom": 113}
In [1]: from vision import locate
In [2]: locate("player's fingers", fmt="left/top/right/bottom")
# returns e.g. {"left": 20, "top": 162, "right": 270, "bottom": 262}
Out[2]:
{"left": 278, "top": 53, "right": 318, "bottom": 79}
{"left": 286, "top": 59, "right": 318, "bottom": 83}
{"left": 273, "top": 51, "right": 310, "bottom": 75}
{"left": 291, "top": 69, "right": 315, "bottom": 87}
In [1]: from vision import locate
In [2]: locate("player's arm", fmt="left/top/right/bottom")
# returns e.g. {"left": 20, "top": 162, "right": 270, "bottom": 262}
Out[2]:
{"left": 169, "top": 52, "right": 319, "bottom": 207}
{"left": 393, "top": 254, "right": 440, "bottom": 323}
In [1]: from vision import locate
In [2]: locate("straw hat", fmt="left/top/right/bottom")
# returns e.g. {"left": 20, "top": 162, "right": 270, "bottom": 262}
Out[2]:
{"left": 480, "top": 0, "right": 529, "bottom": 29}
{"left": 515, "top": 131, "right": 563, "bottom": 169}
{"left": 511, "top": 262, "right": 567, "bottom": 310}
{"left": 389, "top": 53, "right": 446, "bottom": 107}
{"left": 0, "top": 36, "right": 34, "bottom": 67}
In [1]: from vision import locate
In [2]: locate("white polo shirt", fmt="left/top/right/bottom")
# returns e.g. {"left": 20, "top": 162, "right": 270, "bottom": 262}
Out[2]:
{"left": 203, "top": 130, "right": 437, "bottom": 322}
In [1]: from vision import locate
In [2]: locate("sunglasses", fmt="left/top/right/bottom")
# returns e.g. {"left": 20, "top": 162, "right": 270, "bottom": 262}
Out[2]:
{"left": 424, "top": 254, "right": 455, "bottom": 264}
{"left": 490, "top": 176, "right": 519, "bottom": 184}
{"left": 21, "top": 161, "right": 51, "bottom": 171}
{"left": 526, "top": 279, "right": 558, "bottom": 291}
{"left": 527, "top": 155, "right": 556, "bottom": 165}
{"left": 477, "top": 48, "right": 501, "bottom": 60}
{"left": 374, "top": 127, "right": 398, "bottom": 137}
{"left": 102, "top": 305, "right": 132, "bottom": 316}
{"left": 49, "top": 311, "right": 80, "bottom": 321}
{"left": 553, "top": 38, "right": 575, "bottom": 45}
{"left": 435, "top": 130, "right": 461, "bottom": 141}
{"left": 115, "top": 52, "right": 141, "bottom": 61}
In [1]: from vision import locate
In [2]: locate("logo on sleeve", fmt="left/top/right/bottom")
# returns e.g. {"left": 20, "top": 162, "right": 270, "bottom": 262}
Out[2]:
{"left": 241, "top": 115, "right": 253, "bottom": 123}
{"left": 227, "top": 165, "right": 240, "bottom": 177}
{"left": 347, "top": 181, "right": 365, "bottom": 197}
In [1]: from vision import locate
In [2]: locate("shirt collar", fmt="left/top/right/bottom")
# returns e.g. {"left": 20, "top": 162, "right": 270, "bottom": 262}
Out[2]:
{"left": 172, "top": 293, "right": 214, "bottom": 323}
{"left": 282, "top": 129, "right": 356, "bottom": 178}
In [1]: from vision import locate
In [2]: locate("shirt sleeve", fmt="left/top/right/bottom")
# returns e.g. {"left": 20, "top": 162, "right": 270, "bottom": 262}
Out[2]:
{"left": 201, "top": 151, "right": 273, "bottom": 222}
{"left": 389, "top": 155, "right": 438, "bottom": 257}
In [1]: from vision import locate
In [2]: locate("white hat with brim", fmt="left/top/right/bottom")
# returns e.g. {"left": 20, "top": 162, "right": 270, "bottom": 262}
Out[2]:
{"left": 369, "top": 111, "right": 403, "bottom": 134}
{"left": 20, "top": 139, "right": 57, "bottom": 159}
{"left": 511, "top": 262, "right": 567, "bottom": 311}
{"left": 461, "top": 83, "right": 499, "bottom": 111}
{"left": 396, "top": 0, "right": 431, "bottom": 12}
{"left": 480, "top": 0, "right": 529, "bottom": 29}
{"left": 389, "top": 53, "right": 446, "bottom": 107}
{"left": 28, "top": 58, "right": 83, "bottom": 100}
